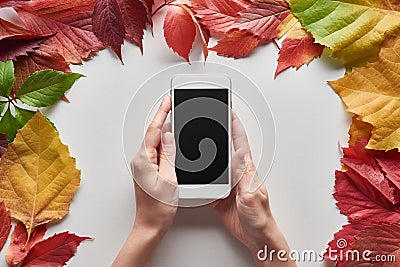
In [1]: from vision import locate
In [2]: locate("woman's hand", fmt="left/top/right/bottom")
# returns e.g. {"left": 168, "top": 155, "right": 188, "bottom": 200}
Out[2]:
{"left": 112, "top": 95, "right": 178, "bottom": 267}
{"left": 212, "top": 112, "right": 296, "bottom": 267}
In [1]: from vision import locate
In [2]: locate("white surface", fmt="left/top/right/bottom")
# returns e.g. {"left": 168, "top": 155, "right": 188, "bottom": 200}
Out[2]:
{"left": 0, "top": 9, "right": 348, "bottom": 267}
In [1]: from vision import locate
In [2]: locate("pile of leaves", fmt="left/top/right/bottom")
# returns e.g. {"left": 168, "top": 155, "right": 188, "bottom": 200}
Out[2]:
{"left": 0, "top": 0, "right": 400, "bottom": 266}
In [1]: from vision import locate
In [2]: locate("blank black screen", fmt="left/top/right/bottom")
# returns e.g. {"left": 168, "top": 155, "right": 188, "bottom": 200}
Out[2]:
{"left": 174, "top": 89, "right": 229, "bottom": 184}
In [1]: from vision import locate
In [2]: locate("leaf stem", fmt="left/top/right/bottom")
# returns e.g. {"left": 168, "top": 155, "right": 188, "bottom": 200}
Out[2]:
{"left": 151, "top": 1, "right": 171, "bottom": 17}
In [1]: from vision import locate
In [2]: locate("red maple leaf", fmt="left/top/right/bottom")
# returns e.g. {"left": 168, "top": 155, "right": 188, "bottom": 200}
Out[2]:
{"left": 210, "top": 30, "right": 260, "bottom": 58}
{"left": 190, "top": 0, "right": 249, "bottom": 34}
{"left": 20, "top": 232, "right": 92, "bottom": 267}
{"left": 0, "top": 201, "right": 11, "bottom": 252}
{"left": 0, "top": 133, "right": 7, "bottom": 157}
{"left": 5, "top": 222, "right": 47, "bottom": 267}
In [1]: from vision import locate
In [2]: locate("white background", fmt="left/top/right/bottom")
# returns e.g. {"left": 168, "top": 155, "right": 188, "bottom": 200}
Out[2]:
{"left": 0, "top": 7, "right": 349, "bottom": 267}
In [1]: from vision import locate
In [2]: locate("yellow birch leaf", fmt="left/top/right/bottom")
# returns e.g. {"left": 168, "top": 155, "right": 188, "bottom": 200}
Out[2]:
{"left": 0, "top": 111, "right": 80, "bottom": 239}
{"left": 348, "top": 115, "right": 373, "bottom": 145}
{"left": 330, "top": 36, "right": 400, "bottom": 151}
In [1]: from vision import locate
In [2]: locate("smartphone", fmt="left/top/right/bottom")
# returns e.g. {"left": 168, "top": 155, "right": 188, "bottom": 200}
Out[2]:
{"left": 171, "top": 74, "right": 232, "bottom": 199}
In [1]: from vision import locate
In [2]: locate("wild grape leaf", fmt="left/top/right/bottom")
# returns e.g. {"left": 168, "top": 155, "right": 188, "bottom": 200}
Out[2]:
{"left": 0, "top": 111, "right": 81, "bottom": 239}
{"left": 0, "top": 60, "right": 14, "bottom": 97}
{"left": 0, "top": 133, "right": 7, "bottom": 157}
{"left": 0, "top": 108, "right": 19, "bottom": 142}
{"left": 15, "top": 0, "right": 104, "bottom": 64}
{"left": 0, "top": 201, "right": 11, "bottom": 251}
{"left": 287, "top": 0, "right": 400, "bottom": 67}
{"left": 163, "top": 4, "right": 197, "bottom": 62}
{"left": 21, "top": 232, "right": 91, "bottom": 267}
{"left": 348, "top": 116, "right": 372, "bottom": 146}
{"left": 210, "top": 30, "right": 260, "bottom": 58}
{"left": 346, "top": 223, "right": 400, "bottom": 266}
{"left": 139, "top": 0, "right": 154, "bottom": 25}
{"left": 0, "top": 0, "right": 28, "bottom": 8}
{"left": 191, "top": 0, "right": 249, "bottom": 34}
{"left": 228, "top": 0, "right": 291, "bottom": 41}
{"left": 329, "top": 36, "right": 400, "bottom": 151}
{"left": 119, "top": 0, "right": 147, "bottom": 51}
{"left": 5, "top": 222, "right": 46, "bottom": 267}
{"left": 275, "top": 22, "right": 324, "bottom": 77}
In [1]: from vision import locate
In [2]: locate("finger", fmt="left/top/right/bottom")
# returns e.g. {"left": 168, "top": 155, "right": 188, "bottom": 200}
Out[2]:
{"left": 231, "top": 110, "right": 250, "bottom": 154}
{"left": 158, "top": 132, "right": 177, "bottom": 184}
{"left": 144, "top": 95, "right": 172, "bottom": 151}
{"left": 162, "top": 122, "right": 172, "bottom": 133}
{"left": 232, "top": 149, "right": 259, "bottom": 195}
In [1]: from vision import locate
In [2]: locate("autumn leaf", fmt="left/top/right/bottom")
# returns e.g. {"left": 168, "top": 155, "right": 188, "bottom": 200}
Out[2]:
{"left": 15, "top": 0, "right": 104, "bottom": 64}
{"left": 286, "top": 0, "right": 400, "bottom": 67}
{"left": 0, "top": 0, "right": 28, "bottom": 8}
{"left": 330, "top": 36, "right": 400, "bottom": 151}
{"left": 0, "top": 201, "right": 11, "bottom": 251}
{"left": 0, "top": 133, "right": 7, "bottom": 157}
{"left": 191, "top": 0, "right": 249, "bottom": 34}
{"left": 5, "top": 222, "right": 46, "bottom": 266}
{"left": 210, "top": 30, "right": 260, "bottom": 58}
{"left": 0, "top": 60, "right": 14, "bottom": 97}
{"left": 275, "top": 22, "right": 324, "bottom": 77}
{"left": 119, "top": 0, "right": 147, "bottom": 51}
{"left": 228, "top": 0, "right": 291, "bottom": 41}
{"left": 0, "top": 111, "right": 81, "bottom": 240}
{"left": 21, "top": 232, "right": 91, "bottom": 267}
{"left": 348, "top": 116, "right": 373, "bottom": 146}
{"left": 346, "top": 223, "right": 400, "bottom": 266}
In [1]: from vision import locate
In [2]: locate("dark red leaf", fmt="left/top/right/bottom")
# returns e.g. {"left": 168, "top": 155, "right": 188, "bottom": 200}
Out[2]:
{"left": 139, "top": 0, "right": 153, "bottom": 25}
{"left": 0, "top": 0, "right": 29, "bottom": 8}
{"left": 0, "top": 201, "right": 11, "bottom": 251}
{"left": 163, "top": 4, "right": 197, "bottom": 62}
{"left": 210, "top": 30, "right": 260, "bottom": 58}
{"left": 5, "top": 222, "right": 46, "bottom": 267}
{"left": 0, "top": 133, "right": 7, "bottom": 158}
{"left": 21, "top": 232, "right": 91, "bottom": 267}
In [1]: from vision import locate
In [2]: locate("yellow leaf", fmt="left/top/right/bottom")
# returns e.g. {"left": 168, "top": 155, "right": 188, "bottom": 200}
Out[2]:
{"left": 348, "top": 116, "right": 373, "bottom": 146}
{"left": 0, "top": 111, "right": 80, "bottom": 239}
{"left": 330, "top": 36, "right": 400, "bottom": 151}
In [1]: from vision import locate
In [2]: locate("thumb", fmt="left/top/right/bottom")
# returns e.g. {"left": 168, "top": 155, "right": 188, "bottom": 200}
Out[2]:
{"left": 159, "top": 132, "right": 177, "bottom": 184}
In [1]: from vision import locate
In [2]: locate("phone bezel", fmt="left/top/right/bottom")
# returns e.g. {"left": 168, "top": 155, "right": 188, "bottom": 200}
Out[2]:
{"left": 171, "top": 74, "right": 232, "bottom": 199}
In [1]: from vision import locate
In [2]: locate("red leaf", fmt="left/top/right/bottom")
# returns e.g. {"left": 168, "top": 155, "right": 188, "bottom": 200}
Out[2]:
{"left": 15, "top": 0, "right": 103, "bottom": 64}
{"left": 0, "top": 201, "right": 11, "bottom": 251}
{"left": 163, "top": 4, "right": 197, "bottom": 62}
{"left": 346, "top": 223, "right": 400, "bottom": 266}
{"left": 0, "top": 133, "right": 8, "bottom": 158}
{"left": 229, "top": 0, "right": 291, "bottom": 41}
{"left": 119, "top": 0, "right": 147, "bottom": 51}
{"left": 5, "top": 222, "right": 46, "bottom": 267}
{"left": 139, "top": 0, "right": 154, "bottom": 26}
{"left": 0, "top": 0, "right": 29, "bottom": 8}
{"left": 191, "top": 0, "right": 249, "bottom": 34}
{"left": 210, "top": 30, "right": 260, "bottom": 58}
{"left": 21, "top": 232, "right": 92, "bottom": 267}
{"left": 93, "top": 0, "right": 125, "bottom": 61}
{"left": 275, "top": 24, "right": 324, "bottom": 77}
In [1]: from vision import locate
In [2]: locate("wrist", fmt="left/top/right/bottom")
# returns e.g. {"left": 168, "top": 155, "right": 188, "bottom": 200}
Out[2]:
{"left": 130, "top": 221, "right": 166, "bottom": 245}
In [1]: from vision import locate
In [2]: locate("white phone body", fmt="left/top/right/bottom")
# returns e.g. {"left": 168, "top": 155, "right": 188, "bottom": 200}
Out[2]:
{"left": 171, "top": 74, "right": 232, "bottom": 199}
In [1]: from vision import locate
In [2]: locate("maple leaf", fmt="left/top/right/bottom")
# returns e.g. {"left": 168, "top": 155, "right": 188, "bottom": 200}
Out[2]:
{"left": 15, "top": 0, "right": 104, "bottom": 64}
{"left": 286, "top": 0, "right": 400, "bottom": 67}
{"left": 0, "top": 0, "right": 28, "bottom": 8}
{"left": 228, "top": 0, "right": 291, "bottom": 41}
{"left": 0, "top": 133, "right": 7, "bottom": 157}
{"left": 210, "top": 30, "right": 260, "bottom": 58}
{"left": 329, "top": 35, "right": 400, "bottom": 151}
{"left": 0, "top": 201, "right": 11, "bottom": 251}
{"left": 20, "top": 232, "right": 91, "bottom": 267}
{"left": 0, "top": 111, "right": 81, "bottom": 240}
{"left": 346, "top": 223, "right": 400, "bottom": 266}
{"left": 348, "top": 116, "right": 372, "bottom": 146}
{"left": 190, "top": 0, "right": 249, "bottom": 34}
{"left": 5, "top": 222, "right": 46, "bottom": 266}
{"left": 275, "top": 22, "right": 324, "bottom": 77}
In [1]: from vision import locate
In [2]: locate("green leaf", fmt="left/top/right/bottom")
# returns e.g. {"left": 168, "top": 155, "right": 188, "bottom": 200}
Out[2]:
{"left": 0, "top": 60, "right": 15, "bottom": 97}
{"left": 14, "top": 106, "right": 35, "bottom": 128}
{"left": 0, "top": 102, "right": 6, "bottom": 114}
{"left": 0, "top": 108, "right": 18, "bottom": 142}
{"left": 17, "top": 70, "right": 83, "bottom": 107}
{"left": 287, "top": 0, "right": 400, "bottom": 67}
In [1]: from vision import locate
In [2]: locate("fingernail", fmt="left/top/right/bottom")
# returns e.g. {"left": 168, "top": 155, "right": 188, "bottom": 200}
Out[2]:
{"left": 162, "top": 132, "right": 174, "bottom": 145}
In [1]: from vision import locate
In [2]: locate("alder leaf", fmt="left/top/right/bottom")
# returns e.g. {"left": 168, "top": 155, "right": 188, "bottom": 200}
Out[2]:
{"left": 346, "top": 223, "right": 400, "bottom": 266}
{"left": 5, "top": 222, "right": 46, "bottom": 266}
{"left": 329, "top": 36, "right": 400, "bottom": 151}
{"left": 0, "top": 60, "right": 14, "bottom": 97}
{"left": 348, "top": 116, "right": 372, "bottom": 146}
{"left": 15, "top": 0, "right": 104, "bottom": 64}
{"left": 17, "top": 70, "right": 83, "bottom": 107}
{"left": 163, "top": 4, "right": 197, "bottom": 62}
{"left": 275, "top": 22, "right": 324, "bottom": 77}
{"left": 0, "top": 132, "right": 7, "bottom": 157}
{"left": 210, "top": 30, "right": 260, "bottom": 58}
{"left": 21, "top": 232, "right": 91, "bottom": 267}
{"left": 228, "top": 0, "right": 291, "bottom": 41}
{"left": 0, "top": 111, "right": 81, "bottom": 240}
{"left": 0, "top": 201, "right": 11, "bottom": 252}
{"left": 286, "top": 0, "right": 400, "bottom": 67}
{"left": 191, "top": 0, "right": 249, "bottom": 34}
